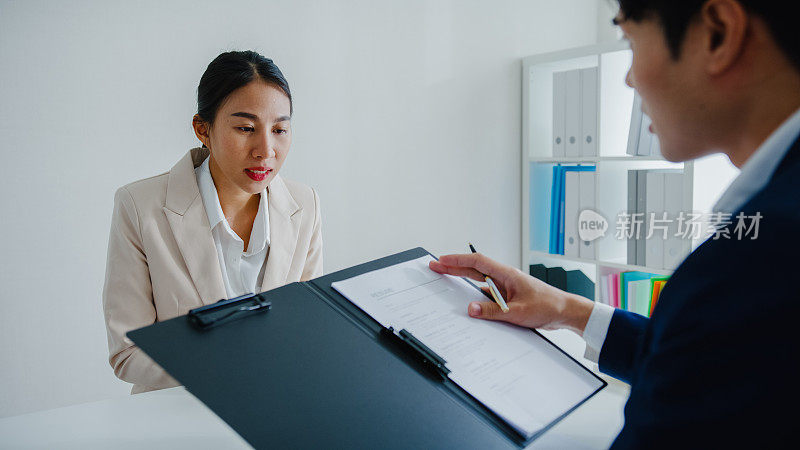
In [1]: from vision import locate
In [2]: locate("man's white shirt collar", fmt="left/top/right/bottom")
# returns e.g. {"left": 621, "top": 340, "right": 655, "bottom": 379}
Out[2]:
{"left": 713, "top": 107, "right": 800, "bottom": 214}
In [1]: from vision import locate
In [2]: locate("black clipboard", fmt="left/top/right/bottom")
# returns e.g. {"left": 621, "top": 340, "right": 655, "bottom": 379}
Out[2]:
{"left": 128, "top": 247, "right": 606, "bottom": 449}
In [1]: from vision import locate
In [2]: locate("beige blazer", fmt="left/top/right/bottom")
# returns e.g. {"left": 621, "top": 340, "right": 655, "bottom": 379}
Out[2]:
{"left": 102, "top": 147, "right": 323, "bottom": 393}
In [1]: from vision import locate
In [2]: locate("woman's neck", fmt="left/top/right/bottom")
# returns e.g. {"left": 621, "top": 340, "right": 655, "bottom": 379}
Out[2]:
{"left": 208, "top": 157, "right": 259, "bottom": 219}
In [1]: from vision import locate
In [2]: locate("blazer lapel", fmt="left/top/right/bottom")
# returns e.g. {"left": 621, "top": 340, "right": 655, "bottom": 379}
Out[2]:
{"left": 260, "top": 174, "right": 302, "bottom": 292}
{"left": 163, "top": 148, "right": 227, "bottom": 305}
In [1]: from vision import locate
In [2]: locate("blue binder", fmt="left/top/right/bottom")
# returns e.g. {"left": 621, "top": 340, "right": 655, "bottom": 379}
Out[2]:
{"left": 549, "top": 165, "right": 596, "bottom": 254}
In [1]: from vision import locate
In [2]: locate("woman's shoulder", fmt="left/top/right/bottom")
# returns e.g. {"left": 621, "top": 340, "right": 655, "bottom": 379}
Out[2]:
{"left": 114, "top": 147, "right": 202, "bottom": 204}
{"left": 112, "top": 171, "right": 170, "bottom": 212}
{"left": 274, "top": 175, "right": 319, "bottom": 210}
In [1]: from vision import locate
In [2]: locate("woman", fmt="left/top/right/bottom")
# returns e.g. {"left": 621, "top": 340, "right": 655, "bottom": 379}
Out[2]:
{"left": 102, "top": 51, "right": 323, "bottom": 393}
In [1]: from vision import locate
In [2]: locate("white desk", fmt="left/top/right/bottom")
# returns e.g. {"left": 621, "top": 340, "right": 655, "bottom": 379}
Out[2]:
{"left": 0, "top": 332, "right": 628, "bottom": 449}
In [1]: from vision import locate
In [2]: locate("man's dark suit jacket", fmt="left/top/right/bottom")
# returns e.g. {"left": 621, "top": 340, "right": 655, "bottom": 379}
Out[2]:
{"left": 602, "top": 136, "right": 800, "bottom": 448}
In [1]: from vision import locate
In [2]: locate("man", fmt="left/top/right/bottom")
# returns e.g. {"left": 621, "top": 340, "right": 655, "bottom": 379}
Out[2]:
{"left": 430, "top": 0, "right": 799, "bottom": 447}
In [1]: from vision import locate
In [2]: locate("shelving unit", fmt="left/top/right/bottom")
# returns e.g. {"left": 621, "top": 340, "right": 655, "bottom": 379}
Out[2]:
{"left": 529, "top": 155, "right": 668, "bottom": 163}
{"left": 520, "top": 42, "right": 737, "bottom": 303}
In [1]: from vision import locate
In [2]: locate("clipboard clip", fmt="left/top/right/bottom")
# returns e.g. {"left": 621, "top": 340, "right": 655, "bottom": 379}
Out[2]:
{"left": 188, "top": 293, "right": 272, "bottom": 330}
{"left": 383, "top": 327, "right": 451, "bottom": 380}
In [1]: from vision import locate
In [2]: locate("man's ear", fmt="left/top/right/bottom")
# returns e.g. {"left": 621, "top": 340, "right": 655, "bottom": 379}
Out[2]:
{"left": 700, "top": 0, "right": 748, "bottom": 76}
{"left": 192, "top": 114, "right": 211, "bottom": 148}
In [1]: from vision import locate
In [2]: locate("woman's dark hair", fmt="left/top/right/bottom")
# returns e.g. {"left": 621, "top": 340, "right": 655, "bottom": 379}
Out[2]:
{"left": 615, "top": 0, "right": 798, "bottom": 70}
{"left": 196, "top": 50, "right": 292, "bottom": 124}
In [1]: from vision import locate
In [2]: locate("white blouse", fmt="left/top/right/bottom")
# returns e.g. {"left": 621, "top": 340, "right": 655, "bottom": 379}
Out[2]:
{"left": 194, "top": 156, "right": 270, "bottom": 298}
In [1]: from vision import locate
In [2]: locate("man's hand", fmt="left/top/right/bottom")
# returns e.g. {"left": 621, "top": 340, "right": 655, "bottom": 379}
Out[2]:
{"left": 429, "top": 252, "right": 595, "bottom": 336}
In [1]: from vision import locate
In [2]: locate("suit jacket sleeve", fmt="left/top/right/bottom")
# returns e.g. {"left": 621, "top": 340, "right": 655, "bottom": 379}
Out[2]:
{"left": 102, "top": 187, "right": 179, "bottom": 391}
{"left": 300, "top": 187, "right": 323, "bottom": 281}
{"left": 610, "top": 215, "right": 798, "bottom": 448}
{"left": 598, "top": 308, "right": 650, "bottom": 383}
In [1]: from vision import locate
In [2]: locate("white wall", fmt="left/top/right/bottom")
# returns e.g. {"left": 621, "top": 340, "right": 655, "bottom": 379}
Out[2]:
{"left": 0, "top": 0, "right": 603, "bottom": 417}
{"left": 597, "top": 0, "right": 622, "bottom": 43}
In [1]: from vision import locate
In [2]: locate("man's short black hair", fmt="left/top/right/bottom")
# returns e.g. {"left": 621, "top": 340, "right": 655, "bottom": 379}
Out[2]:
{"left": 614, "top": 0, "right": 798, "bottom": 70}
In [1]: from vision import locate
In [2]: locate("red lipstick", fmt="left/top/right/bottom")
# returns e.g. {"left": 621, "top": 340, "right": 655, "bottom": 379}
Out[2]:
{"left": 244, "top": 167, "right": 272, "bottom": 181}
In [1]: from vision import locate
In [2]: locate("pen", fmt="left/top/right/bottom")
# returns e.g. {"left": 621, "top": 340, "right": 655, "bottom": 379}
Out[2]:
{"left": 468, "top": 243, "right": 509, "bottom": 313}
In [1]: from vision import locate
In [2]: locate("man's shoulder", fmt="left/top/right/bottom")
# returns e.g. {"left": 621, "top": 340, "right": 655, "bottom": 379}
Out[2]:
{"left": 743, "top": 138, "right": 800, "bottom": 219}
{"left": 656, "top": 168, "right": 800, "bottom": 323}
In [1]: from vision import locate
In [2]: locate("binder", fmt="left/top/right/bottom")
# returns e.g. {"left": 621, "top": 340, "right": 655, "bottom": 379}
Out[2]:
{"left": 552, "top": 71, "right": 566, "bottom": 157}
{"left": 578, "top": 171, "right": 596, "bottom": 259}
{"left": 599, "top": 274, "right": 610, "bottom": 305}
{"left": 564, "top": 171, "right": 581, "bottom": 257}
{"left": 555, "top": 165, "right": 596, "bottom": 254}
{"left": 564, "top": 69, "right": 581, "bottom": 157}
{"left": 529, "top": 263, "right": 547, "bottom": 282}
{"left": 127, "top": 248, "right": 606, "bottom": 449}
{"left": 627, "top": 170, "right": 639, "bottom": 265}
{"left": 549, "top": 165, "right": 563, "bottom": 254}
{"left": 645, "top": 171, "right": 665, "bottom": 269}
{"left": 531, "top": 263, "right": 594, "bottom": 300}
{"left": 650, "top": 278, "right": 668, "bottom": 315}
{"left": 580, "top": 67, "right": 598, "bottom": 157}
{"left": 629, "top": 279, "right": 652, "bottom": 315}
{"left": 650, "top": 132, "right": 662, "bottom": 157}
{"left": 546, "top": 265, "right": 568, "bottom": 291}
{"left": 626, "top": 93, "right": 643, "bottom": 156}
{"left": 663, "top": 172, "right": 685, "bottom": 269}
{"left": 637, "top": 114, "right": 653, "bottom": 156}
{"left": 620, "top": 271, "right": 658, "bottom": 311}
{"left": 530, "top": 162, "right": 555, "bottom": 252}
{"left": 636, "top": 169, "right": 648, "bottom": 266}
{"left": 605, "top": 274, "right": 615, "bottom": 306}
{"left": 565, "top": 269, "right": 595, "bottom": 301}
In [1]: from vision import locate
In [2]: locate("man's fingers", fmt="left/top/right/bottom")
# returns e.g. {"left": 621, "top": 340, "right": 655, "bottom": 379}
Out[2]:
{"left": 467, "top": 301, "right": 512, "bottom": 322}
{"left": 429, "top": 260, "right": 486, "bottom": 282}
{"left": 437, "top": 253, "right": 512, "bottom": 285}
{"left": 481, "top": 284, "right": 508, "bottom": 300}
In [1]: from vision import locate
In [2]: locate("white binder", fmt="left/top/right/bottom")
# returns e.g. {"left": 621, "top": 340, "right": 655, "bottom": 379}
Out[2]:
{"left": 637, "top": 114, "right": 653, "bottom": 156}
{"left": 580, "top": 67, "right": 598, "bottom": 157}
{"left": 564, "top": 69, "right": 581, "bottom": 157}
{"left": 626, "top": 93, "right": 643, "bottom": 156}
{"left": 552, "top": 71, "right": 567, "bottom": 157}
{"left": 579, "top": 171, "right": 596, "bottom": 259}
{"left": 627, "top": 170, "right": 639, "bottom": 264}
{"left": 650, "top": 131, "right": 662, "bottom": 157}
{"left": 644, "top": 171, "right": 665, "bottom": 269}
{"left": 564, "top": 171, "right": 581, "bottom": 257}
{"left": 636, "top": 170, "right": 648, "bottom": 265}
{"left": 663, "top": 172, "right": 686, "bottom": 269}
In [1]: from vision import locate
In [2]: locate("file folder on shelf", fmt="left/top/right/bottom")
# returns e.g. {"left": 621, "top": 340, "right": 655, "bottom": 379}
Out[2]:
{"left": 128, "top": 248, "right": 606, "bottom": 449}
{"left": 579, "top": 171, "right": 596, "bottom": 259}
{"left": 580, "top": 67, "right": 598, "bottom": 157}
{"left": 564, "top": 69, "right": 582, "bottom": 157}
{"left": 645, "top": 171, "right": 665, "bottom": 269}
{"left": 626, "top": 93, "right": 643, "bottom": 156}
{"left": 564, "top": 171, "right": 581, "bottom": 257}
{"left": 552, "top": 71, "right": 567, "bottom": 157}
